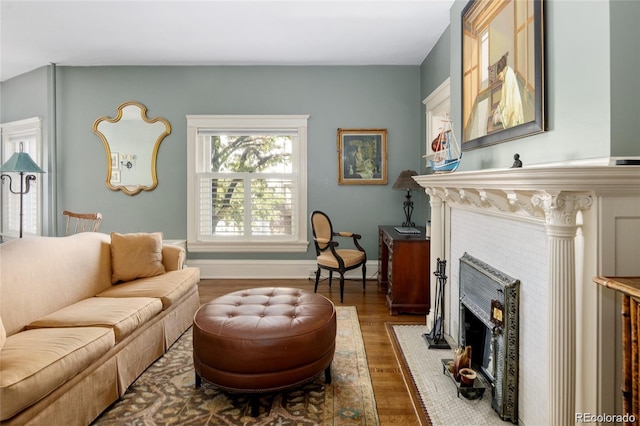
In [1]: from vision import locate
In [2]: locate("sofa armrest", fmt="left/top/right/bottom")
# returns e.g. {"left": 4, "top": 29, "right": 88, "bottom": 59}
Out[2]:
{"left": 162, "top": 245, "right": 186, "bottom": 271}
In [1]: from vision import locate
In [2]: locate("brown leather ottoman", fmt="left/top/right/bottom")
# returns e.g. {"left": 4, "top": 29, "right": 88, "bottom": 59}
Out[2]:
{"left": 193, "top": 287, "right": 336, "bottom": 415}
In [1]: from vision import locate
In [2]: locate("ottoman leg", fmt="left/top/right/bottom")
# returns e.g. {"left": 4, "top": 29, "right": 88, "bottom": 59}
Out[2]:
{"left": 195, "top": 372, "right": 202, "bottom": 388}
{"left": 324, "top": 364, "right": 332, "bottom": 384}
{"left": 250, "top": 395, "right": 260, "bottom": 417}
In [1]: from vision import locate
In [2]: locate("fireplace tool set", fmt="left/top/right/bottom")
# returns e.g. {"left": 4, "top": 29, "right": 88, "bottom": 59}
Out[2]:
{"left": 423, "top": 258, "right": 450, "bottom": 349}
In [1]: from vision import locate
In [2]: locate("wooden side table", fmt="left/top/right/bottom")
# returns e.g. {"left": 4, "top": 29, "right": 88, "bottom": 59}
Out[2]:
{"left": 593, "top": 276, "right": 640, "bottom": 425}
{"left": 378, "top": 226, "right": 430, "bottom": 315}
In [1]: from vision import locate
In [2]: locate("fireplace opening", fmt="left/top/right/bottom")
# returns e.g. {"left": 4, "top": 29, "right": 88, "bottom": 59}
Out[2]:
{"left": 462, "top": 307, "right": 495, "bottom": 383}
{"left": 458, "top": 252, "right": 519, "bottom": 424}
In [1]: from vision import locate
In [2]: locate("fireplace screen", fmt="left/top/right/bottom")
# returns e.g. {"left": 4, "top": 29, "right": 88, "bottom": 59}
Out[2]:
{"left": 459, "top": 252, "right": 520, "bottom": 423}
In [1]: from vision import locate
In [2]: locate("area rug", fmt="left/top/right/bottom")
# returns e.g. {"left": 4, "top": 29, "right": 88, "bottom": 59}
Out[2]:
{"left": 386, "top": 324, "right": 503, "bottom": 426}
{"left": 93, "top": 306, "right": 378, "bottom": 425}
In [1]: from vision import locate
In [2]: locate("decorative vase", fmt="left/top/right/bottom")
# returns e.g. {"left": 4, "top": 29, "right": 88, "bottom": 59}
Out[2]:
{"left": 453, "top": 345, "right": 472, "bottom": 381}
{"left": 459, "top": 367, "right": 477, "bottom": 386}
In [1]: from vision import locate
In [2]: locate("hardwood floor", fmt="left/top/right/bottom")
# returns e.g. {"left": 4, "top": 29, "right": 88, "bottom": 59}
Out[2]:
{"left": 197, "top": 278, "right": 426, "bottom": 425}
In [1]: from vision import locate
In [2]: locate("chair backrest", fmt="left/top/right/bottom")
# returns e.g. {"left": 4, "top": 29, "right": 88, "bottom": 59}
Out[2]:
{"left": 63, "top": 210, "right": 103, "bottom": 235}
{"left": 311, "top": 211, "right": 333, "bottom": 253}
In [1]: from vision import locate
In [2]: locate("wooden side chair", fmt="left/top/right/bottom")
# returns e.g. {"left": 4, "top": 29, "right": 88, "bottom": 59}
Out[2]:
{"left": 311, "top": 210, "right": 367, "bottom": 303}
{"left": 63, "top": 210, "right": 103, "bottom": 235}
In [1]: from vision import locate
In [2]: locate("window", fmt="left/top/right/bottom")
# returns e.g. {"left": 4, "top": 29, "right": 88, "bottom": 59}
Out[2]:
{"left": 480, "top": 29, "right": 489, "bottom": 90}
{"left": 1, "top": 118, "right": 44, "bottom": 239}
{"left": 187, "top": 115, "right": 309, "bottom": 252}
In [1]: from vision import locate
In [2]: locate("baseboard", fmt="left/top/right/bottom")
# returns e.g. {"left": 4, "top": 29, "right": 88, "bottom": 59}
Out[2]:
{"left": 186, "top": 259, "right": 378, "bottom": 280}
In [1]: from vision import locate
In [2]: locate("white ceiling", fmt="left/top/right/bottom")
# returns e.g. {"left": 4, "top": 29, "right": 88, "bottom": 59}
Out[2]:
{"left": 0, "top": 0, "right": 454, "bottom": 82}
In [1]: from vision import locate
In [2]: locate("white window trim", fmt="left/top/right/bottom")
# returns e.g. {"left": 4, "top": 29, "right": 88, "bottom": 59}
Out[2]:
{"left": 186, "top": 115, "right": 309, "bottom": 253}
{"left": 0, "top": 117, "right": 45, "bottom": 239}
{"left": 423, "top": 77, "right": 451, "bottom": 163}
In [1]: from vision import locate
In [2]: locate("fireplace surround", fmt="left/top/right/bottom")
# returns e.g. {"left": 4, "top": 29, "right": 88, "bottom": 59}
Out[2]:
{"left": 414, "top": 164, "right": 640, "bottom": 425}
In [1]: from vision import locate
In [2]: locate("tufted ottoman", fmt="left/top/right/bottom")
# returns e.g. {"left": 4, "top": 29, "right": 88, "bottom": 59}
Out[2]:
{"left": 193, "top": 287, "right": 336, "bottom": 415}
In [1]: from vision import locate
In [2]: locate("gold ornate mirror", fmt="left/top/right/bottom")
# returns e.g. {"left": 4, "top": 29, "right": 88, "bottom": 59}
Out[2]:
{"left": 93, "top": 101, "right": 171, "bottom": 196}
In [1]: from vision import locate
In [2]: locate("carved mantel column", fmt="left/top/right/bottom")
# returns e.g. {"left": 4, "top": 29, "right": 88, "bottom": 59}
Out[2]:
{"left": 426, "top": 188, "right": 444, "bottom": 329}
{"left": 532, "top": 191, "right": 593, "bottom": 426}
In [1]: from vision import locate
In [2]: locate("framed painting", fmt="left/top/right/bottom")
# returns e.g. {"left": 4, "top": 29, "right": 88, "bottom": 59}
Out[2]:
{"left": 111, "top": 152, "right": 119, "bottom": 169}
{"left": 337, "top": 128, "right": 388, "bottom": 185}
{"left": 461, "top": 0, "right": 545, "bottom": 151}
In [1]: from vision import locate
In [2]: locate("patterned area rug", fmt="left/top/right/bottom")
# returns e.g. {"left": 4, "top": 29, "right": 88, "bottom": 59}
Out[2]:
{"left": 93, "top": 306, "right": 378, "bottom": 425}
{"left": 386, "top": 324, "right": 504, "bottom": 426}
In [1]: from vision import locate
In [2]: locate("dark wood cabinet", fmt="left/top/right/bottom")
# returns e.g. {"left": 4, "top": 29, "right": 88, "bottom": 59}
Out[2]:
{"left": 378, "top": 226, "right": 430, "bottom": 315}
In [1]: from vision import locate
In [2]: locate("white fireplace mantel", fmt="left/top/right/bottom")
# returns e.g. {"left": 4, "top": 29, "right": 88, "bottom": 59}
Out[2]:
{"left": 414, "top": 164, "right": 640, "bottom": 425}
{"left": 414, "top": 165, "right": 640, "bottom": 220}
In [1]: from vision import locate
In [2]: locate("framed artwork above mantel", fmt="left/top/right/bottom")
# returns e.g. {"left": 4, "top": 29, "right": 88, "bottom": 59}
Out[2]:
{"left": 461, "top": 0, "right": 546, "bottom": 151}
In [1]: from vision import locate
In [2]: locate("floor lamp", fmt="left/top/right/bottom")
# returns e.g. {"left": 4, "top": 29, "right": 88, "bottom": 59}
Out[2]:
{"left": 0, "top": 143, "right": 45, "bottom": 238}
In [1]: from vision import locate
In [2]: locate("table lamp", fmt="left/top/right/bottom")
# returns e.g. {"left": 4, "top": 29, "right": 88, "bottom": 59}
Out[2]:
{"left": 392, "top": 169, "right": 421, "bottom": 227}
{"left": 0, "top": 143, "right": 45, "bottom": 238}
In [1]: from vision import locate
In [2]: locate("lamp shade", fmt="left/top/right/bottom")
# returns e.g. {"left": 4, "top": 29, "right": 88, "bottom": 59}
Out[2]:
{"left": 0, "top": 151, "right": 45, "bottom": 174}
{"left": 392, "top": 170, "right": 420, "bottom": 191}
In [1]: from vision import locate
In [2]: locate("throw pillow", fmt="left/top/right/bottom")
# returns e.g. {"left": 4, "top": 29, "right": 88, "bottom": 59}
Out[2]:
{"left": 110, "top": 232, "right": 166, "bottom": 284}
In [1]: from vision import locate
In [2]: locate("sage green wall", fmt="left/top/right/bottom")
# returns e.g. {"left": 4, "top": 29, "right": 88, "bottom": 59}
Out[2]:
{"left": 0, "top": 66, "right": 58, "bottom": 235}
{"left": 421, "top": 0, "right": 635, "bottom": 171}
{"left": 0, "top": 67, "right": 49, "bottom": 123}
{"left": 610, "top": 0, "right": 640, "bottom": 156}
{"left": 51, "top": 65, "right": 421, "bottom": 259}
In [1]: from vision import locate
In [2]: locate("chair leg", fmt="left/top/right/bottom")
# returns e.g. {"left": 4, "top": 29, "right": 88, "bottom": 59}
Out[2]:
{"left": 339, "top": 273, "right": 345, "bottom": 303}
{"left": 329, "top": 271, "right": 333, "bottom": 287}
{"left": 314, "top": 268, "right": 321, "bottom": 293}
{"left": 362, "top": 264, "right": 367, "bottom": 290}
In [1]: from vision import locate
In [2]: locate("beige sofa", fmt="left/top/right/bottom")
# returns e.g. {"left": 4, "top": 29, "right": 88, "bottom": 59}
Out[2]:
{"left": 0, "top": 232, "right": 200, "bottom": 425}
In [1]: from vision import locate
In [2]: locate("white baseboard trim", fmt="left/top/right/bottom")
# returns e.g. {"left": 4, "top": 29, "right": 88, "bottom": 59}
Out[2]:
{"left": 187, "top": 259, "right": 378, "bottom": 280}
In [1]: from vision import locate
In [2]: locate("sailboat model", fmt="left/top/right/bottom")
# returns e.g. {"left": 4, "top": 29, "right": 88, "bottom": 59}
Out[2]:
{"left": 429, "top": 115, "right": 462, "bottom": 173}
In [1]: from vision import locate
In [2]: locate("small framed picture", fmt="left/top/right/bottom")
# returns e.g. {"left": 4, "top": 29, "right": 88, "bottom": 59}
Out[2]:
{"left": 110, "top": 169, "right": 121, "bottom": 183}
{"left": 337, "top": 128, "right": 388, "bottom": 185}
{"left": 490, "top": 299, "right": 504, "bottom": 327}
{"left": 111, "top": 152, "right": 119, "bottom": 169}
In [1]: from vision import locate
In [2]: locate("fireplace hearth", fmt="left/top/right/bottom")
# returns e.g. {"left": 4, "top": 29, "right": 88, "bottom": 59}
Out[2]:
{"left": 459, "top": 252, "right": 520, "bottom": 424}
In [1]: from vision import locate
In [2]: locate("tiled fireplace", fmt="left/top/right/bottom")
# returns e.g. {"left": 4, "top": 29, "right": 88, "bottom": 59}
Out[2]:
{"left": 452, "top": 210, "right": 543, "bottom": 424}
{"left": 414, "top": 164, "right": 640, "bottom": 425}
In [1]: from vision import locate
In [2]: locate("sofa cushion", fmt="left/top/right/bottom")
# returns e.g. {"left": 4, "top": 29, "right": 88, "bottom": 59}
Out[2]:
{"left": 97, "top": 267, "right": 200, "bottom": 310}
{"left": 0, "top": 233, "right": 113, "bottom": 337}
{"left": 110, "top": 232, "right": 166, "bottom": 284}
{"left": 27, "top": 297, "right": 163, "bottom": 343}
{"left": 0, "top": 327, "right": 114, "bottom": 421}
